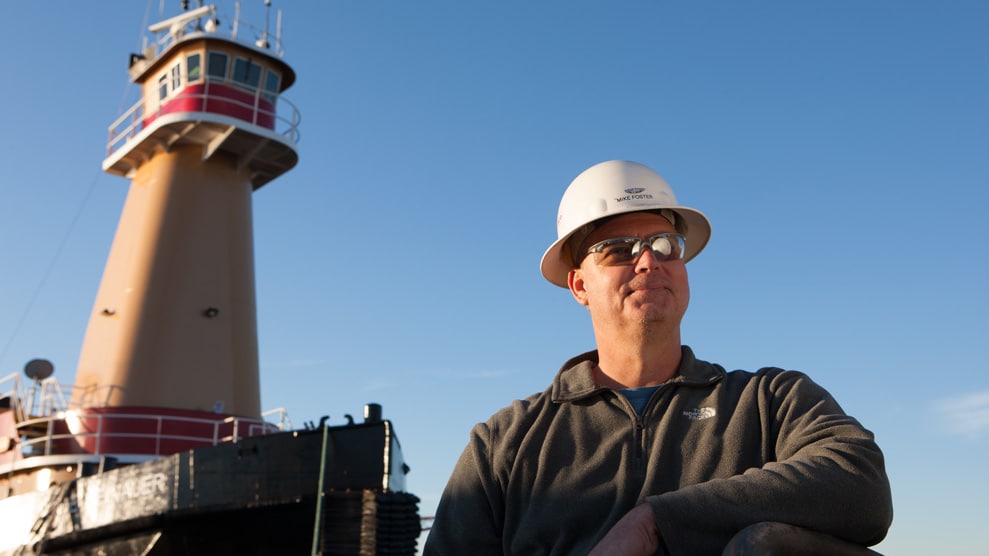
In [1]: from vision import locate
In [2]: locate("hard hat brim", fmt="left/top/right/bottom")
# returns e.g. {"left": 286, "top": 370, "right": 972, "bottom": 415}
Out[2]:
{"left": 539, "top": 206, "right": 711, "bottom": 288}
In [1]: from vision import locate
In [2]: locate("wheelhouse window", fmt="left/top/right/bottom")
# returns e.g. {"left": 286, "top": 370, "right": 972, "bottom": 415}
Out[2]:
{"left": 207, "top": 52, "right": 229, "bottom": 80}
{"left": 262, "top": 70, "right": 280, "bottom": 103}
{"left": 170, "top": 64, "right": 182, "bottom": 91}
{"left": 232, "top": 57, "right": 262, "bottom": 92}
{"left": 187, "top": 53, "right": 202, "bottom": 82}
{"left": 156, "top": 60, "right": 187, "bottom": 103}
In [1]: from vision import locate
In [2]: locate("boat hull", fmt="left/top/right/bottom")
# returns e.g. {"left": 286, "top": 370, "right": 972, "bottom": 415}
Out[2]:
{"left": 1, "top": 421, "right": 420, "bottom": 555}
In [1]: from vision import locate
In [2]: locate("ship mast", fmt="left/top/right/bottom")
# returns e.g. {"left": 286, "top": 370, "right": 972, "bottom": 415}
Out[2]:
{"left": 71, "top": 2, "right": 299, "bottom": 420}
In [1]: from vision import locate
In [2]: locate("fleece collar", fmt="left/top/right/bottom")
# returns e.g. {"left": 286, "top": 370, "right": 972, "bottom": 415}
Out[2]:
{"left": 550, "top": 345, "right": 724, "bottom": 403}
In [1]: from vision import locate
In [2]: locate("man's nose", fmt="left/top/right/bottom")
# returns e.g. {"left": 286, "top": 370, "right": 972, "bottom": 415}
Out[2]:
{"left": 634, "top": 247, "right": 663, "bottom": 272}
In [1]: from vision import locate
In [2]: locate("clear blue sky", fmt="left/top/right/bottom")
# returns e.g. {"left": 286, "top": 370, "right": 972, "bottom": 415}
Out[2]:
{"left": 1, "top": 1, "right": 987, "bottom": 553}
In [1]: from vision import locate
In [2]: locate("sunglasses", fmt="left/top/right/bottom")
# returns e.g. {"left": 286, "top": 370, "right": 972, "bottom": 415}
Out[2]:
{"left": 583, "top": 233, "right": 686, "bottom": 266}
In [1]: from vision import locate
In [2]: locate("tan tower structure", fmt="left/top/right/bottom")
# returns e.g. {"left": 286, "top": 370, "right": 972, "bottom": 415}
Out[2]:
{"left": 0, "top": 6, "right": 422, "bottom": 553}
{"left": 72, "top": 5, "right": 298, "bottom": 422}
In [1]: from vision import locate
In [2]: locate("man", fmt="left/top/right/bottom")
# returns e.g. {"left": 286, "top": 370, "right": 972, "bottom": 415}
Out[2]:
{"left": 425, "top": 160, "right": 892, "bottom": 555}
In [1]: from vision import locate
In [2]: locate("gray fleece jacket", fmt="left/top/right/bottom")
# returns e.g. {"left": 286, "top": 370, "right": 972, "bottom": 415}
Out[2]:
{"left": 424, "top": 346, "right": 892, "bottom": 555}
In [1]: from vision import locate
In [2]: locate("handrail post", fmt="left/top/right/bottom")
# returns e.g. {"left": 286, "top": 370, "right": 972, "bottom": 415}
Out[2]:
{"left": 156, "top": 416, "right": 164, "bottom": 455}
{"left": 96, "top": 413, "right": 103, "bottom": 455}
{"left": 44, "top": 418, "right": 53, "bottom": 456}
{"left": 311, "top": 423, "right": 330, "bottom": 556}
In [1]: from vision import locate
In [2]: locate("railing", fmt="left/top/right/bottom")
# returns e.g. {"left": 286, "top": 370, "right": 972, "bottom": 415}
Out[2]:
{"left": 106, "top": 77, "right": 301, "bottom": 159}
{"left": 144, "top": 4, "right": 286, "bottom": 62}
{"left": 1, "top": 372, "right": 293, "bottom": 459}
{"left": 0, "top": 373, "right": 74, "bottom": 423}
{"left": 262, "top": 406, "right": 292, "bottom": 431}
{"left": 17, "top": 409, "right": 283, "bottom": 458}
{"left": 0, "top": 372, "right": 22, "bottom": 420}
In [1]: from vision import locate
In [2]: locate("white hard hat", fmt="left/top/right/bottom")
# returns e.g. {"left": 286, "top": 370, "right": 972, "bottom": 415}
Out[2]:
{"left": 540, "top": 160, "right": 712, "bottom": 288}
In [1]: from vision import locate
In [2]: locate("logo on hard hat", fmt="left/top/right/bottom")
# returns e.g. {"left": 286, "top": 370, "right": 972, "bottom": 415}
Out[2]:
{"left": 615, "top": 187, "right": 654, "bottom": 203}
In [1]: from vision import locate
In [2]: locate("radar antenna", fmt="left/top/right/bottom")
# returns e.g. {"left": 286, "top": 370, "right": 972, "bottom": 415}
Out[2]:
{"left": 24, "top": 359, "right": 54, "bottom": 382}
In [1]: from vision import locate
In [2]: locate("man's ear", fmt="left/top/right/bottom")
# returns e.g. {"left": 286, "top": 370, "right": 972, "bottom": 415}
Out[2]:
{"left": 569, "top": 268, "right": 590, "bottom": 306}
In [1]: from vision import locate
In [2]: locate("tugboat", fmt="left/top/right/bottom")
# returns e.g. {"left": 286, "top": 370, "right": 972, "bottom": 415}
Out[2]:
{"left": 0, "top": 3, "right": 420, "bottom": 554}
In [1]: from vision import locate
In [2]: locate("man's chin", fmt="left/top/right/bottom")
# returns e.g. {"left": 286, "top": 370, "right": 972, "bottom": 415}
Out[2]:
{"left": 627, "top": 299, "right": 684, "bottom": 325}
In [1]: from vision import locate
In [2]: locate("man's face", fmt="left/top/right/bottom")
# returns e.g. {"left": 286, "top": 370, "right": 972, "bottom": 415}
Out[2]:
{"left": 568, "top": 212, "right": 690, "bottom": 332}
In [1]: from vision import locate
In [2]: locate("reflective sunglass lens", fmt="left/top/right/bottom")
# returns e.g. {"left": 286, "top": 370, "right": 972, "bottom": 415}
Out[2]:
{"left": 586, "top": 233, "right": 685, "bottom": 266}
{"left": 648, "top": 235, "right": 684, "bottom": 261}
{"left": 599, "top": 240, "right": 637, "bottom": 265}
{"left": 650, "top": 237, "right": 673, "bottom": 258}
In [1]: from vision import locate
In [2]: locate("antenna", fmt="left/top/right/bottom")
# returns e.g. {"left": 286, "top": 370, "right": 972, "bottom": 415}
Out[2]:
{"left": 147, "top": 5, "right": 215, "bottom": 34}
{"left": 24, "top": 359, "right": 54, "bottom": 382}
{"left": 257, "top": 0, "right": 272, "bottom": 49}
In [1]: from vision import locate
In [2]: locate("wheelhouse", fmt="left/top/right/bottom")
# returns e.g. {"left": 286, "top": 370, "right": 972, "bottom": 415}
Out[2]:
{"left": 143, "top": 39, "right": 288, "bottom": 129}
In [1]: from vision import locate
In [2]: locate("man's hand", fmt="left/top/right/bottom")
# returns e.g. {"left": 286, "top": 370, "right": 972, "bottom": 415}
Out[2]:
{"left": 588, "top": 503, "right": 660, "bottom": 555}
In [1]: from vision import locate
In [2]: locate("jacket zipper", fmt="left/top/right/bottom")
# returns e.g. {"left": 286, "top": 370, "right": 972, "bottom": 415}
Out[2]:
{"left": 633, "top": 416, "right": 645, "bottom": 460}
{"left": 634, "top": 385, "right": 668, "bottom": 462}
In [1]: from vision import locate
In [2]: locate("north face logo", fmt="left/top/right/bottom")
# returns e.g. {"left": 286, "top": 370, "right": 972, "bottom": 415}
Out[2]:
{"left": 682, "top": 407, "right": 716, "bottom": 421}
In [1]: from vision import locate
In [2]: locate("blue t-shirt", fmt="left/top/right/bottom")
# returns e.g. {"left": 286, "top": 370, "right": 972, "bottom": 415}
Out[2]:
{"left": 621, "top": 385, "right": 661, "bottom": 414}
